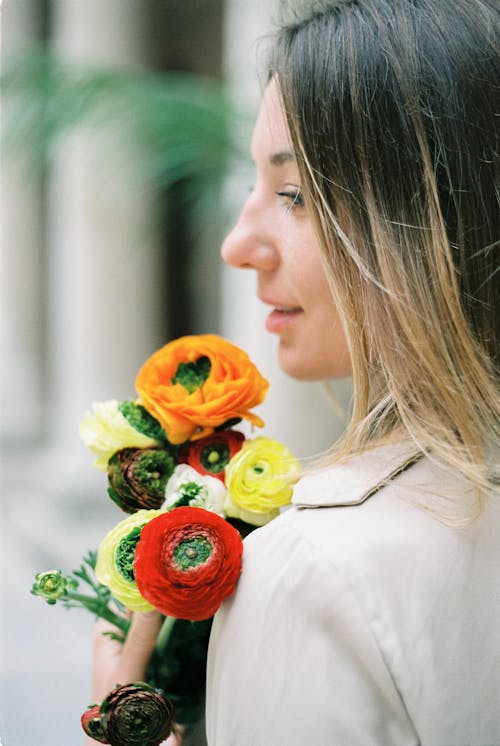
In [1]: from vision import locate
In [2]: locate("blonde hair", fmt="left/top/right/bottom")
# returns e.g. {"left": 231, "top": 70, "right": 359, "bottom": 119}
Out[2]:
{"left": 270, "top": 0, "right": 499, "bottom": 510}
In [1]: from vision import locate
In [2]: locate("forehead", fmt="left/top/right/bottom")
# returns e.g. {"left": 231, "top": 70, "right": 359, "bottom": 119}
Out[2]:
{"left": 251, "top": 79, "right": 293, "bottom": 160}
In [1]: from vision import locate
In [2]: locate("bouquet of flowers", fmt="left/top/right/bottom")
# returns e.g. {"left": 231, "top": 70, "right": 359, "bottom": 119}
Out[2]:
{"left": 31, "top": 334, "right": 299, "bottom": 744}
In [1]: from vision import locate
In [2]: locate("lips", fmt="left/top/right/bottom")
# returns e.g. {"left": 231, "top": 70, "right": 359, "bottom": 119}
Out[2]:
{"left": 258, "top": 294, "right": 302, "bottom": 312}
{"left": 264, "top": 306, "right": 303, "bottom": 334}
{"left": 259, "top": 295, "right": 303, "bottom": 334}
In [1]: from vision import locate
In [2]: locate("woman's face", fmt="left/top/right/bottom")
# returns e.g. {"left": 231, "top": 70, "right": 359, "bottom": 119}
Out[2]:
{"left": 221, "top": 80, "right": 351, "bottom": 380}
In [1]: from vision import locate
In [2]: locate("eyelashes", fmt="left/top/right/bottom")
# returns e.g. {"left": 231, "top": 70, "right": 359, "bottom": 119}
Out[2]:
{"left": 246, "top": 185, "right": 305, "bottom": 211}
{"left": 274, "top": 190, "right": 305, "bottom": 210}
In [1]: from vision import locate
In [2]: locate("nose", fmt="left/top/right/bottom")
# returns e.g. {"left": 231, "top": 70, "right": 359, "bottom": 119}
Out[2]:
{"left": 221, "top": 192, "right": 279, "bottom": 272}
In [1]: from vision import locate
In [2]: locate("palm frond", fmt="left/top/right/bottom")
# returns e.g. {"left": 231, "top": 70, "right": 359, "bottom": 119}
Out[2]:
{"left": 1, "top": 48, "right": 252, "bottom": 200}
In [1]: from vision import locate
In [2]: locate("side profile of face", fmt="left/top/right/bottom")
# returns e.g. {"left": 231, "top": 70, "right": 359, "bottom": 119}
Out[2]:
{"left": 221, "top": 79, "right": 351, "bottom": 381}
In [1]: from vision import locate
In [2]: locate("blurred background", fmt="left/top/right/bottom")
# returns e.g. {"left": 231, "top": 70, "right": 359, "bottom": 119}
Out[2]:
{"left": 0, "top": 1, "right": 351, "bottom": 743}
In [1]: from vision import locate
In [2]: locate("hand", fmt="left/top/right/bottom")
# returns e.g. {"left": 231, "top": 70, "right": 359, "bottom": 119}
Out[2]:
{"left": 90, "top": 610, "right": 162, "bottom": 701}
{"left": 86, "top": 611, "right": 184, "bottom": 745}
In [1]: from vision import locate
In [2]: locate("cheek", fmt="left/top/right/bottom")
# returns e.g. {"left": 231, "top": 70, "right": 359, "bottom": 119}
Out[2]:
{"left": 314, "top": 285, "right": 352, "bottom": 378}
{"left": 278, "top": 309, "right": 351, "bottom": 381}
{"left": 296, "top": 274, "right": 352, "bottom": 379}
{"left": 319, "top": 320, "right": 352, "bottom": 379}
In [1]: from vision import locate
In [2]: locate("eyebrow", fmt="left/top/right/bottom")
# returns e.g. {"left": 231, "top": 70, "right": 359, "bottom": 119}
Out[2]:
{"left": 269, "top": 150, "right": 295, "bottom": 166}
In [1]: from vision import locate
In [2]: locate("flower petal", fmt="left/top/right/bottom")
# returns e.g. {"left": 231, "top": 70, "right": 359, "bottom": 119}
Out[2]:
{"left": 134, "top": 507, "right": 243, "bottom": 620}
{"left": 225, "top": 436, "right": 300, "bottom": 513}
{"left": 136, "top": 335, "right": 269, "bottom": 444}
{"left": 95, "top": 510, "right": 164, "bottom": 612}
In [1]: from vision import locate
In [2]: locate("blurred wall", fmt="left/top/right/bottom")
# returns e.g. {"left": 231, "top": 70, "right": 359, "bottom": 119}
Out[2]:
{"left": 1, "top": 3, "right": 228, "bottom": 745}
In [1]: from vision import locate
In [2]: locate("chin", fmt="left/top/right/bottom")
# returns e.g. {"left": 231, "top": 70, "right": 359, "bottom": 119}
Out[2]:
{"left": 278, "top": 345, "right": 352, "bottom": 381}
{"left": 278, "top": 350, "right": 329, "bottom": 381}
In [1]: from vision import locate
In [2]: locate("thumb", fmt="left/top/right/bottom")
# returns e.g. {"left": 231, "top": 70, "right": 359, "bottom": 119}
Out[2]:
{"left": 116, "top": 610, "right": 164, "bottom": 683}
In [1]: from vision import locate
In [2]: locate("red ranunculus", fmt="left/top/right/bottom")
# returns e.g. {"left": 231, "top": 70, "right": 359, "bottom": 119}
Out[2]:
{"left": 81, "top": 704, "right": 108, "bottom": 743}
{"left": 179, "top": 429, "right": 245, "bottom": 482}
{"left": 134, "top": 507, "right": 243, "bottom": 621}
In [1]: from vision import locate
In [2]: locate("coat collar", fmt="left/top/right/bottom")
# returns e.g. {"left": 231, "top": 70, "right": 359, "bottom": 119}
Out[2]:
{"left": 292, "top": 442, "right": 423, "bottom": 508}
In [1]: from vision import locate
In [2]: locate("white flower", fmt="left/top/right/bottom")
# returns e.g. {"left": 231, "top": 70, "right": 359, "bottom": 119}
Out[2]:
{"left": 79, "top": 399, "right": 160, "bottom": 471}
{"left": 164, "top": 464, "right": 227, "bottom": 516}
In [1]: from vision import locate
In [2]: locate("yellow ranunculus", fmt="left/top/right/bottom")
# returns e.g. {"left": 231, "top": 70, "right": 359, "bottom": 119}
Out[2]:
{"left": 79, "top": 399, "right": 160, "bottom": 471}
{"left": 222, "top": 492, "right": 279, "bottom": 527}
{"left": 95, "top": 509, "right": 163, "bottom": 612}
{"left": 225, "top": 437, "right": 300, "bottom": 514}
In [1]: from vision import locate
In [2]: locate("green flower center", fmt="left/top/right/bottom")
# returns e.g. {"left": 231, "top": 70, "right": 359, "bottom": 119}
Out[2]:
{"left": 115, "top": 525, "right": 145, "bottom": 582}
{"left": 201, "top": 443, "right": 230, "bottom": 473}
{"left": 174, "top": 537, "right": 212, "bottom": 570}
{"left": 171, "top": 356, "right": 211, "bottom": 393}
{"left": 121, "top": 706, "right": 149, "bottom": 736}
{"left": 181, "top": 482, "right": 204, "bottom": 499}
{"left": 169, "top": 481, "right": 204, "bottom": 509}
{"left": 134, "top": 450, "right": 176, "bottom": 495}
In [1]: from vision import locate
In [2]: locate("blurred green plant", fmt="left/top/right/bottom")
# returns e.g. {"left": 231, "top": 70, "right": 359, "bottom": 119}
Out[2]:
{"left": 1, "top": 49, "right": 252, "bottom": 222}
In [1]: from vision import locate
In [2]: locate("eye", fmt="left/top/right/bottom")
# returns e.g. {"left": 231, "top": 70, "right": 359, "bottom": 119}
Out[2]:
{"left": 275, "top": 189, "right": 305, "bottom": 211}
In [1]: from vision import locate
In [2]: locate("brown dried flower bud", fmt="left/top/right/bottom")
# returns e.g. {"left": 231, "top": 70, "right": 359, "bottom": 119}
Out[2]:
{"left": 100, "top": 682, "right": 175, "bottom": 746}
{"left": 107, "top": 447, "right": 176, "bottom": 513}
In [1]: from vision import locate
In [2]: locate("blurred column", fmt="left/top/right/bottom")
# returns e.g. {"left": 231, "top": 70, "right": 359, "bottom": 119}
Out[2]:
{"left": 0, "top": 0, "right": 46, "bottom": 442}
{"left": 221, "top": 0, "right": 350, "bottom": 459}
{"left": 46, "top": 0, "right": 166, "bottom": 491}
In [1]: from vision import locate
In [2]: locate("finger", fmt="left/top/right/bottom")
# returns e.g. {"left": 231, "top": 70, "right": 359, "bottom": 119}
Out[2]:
{"left": 115, "top": 610, "right": 164, "bottom": 683}
{"left": 90, "top": 618, "right": 128, "bottom": 700}
{"left": 164, "top": 732, "right": 182, "bottom": 746}
{"left": 93, "top": 617, "right": 127, "bottom": 655}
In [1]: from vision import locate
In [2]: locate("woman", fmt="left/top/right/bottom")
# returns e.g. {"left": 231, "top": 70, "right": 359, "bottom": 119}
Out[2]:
{"left": 90, "top": 1, "right": 499, "bottom": 744}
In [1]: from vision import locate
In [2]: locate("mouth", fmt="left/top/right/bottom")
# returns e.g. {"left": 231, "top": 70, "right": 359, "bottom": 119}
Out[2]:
{"left": 272, "top": 305, "right": 302, "bottom": 313}
{"left": 264, "top": 305, "right": 303, "bottom": 334}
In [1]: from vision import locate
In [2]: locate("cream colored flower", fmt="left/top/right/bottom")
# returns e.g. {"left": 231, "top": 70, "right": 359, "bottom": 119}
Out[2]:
{"left": 225, "top": 437, "right": 300, "bottom": 514}
{"left": 95, "top": 509, "right": 163, "bottom": 612}
{"left": 79, "top": 399, "right": 160, "bottom": 471}
{"left": 164, "top": 464, "right": 226, "bottom": 516}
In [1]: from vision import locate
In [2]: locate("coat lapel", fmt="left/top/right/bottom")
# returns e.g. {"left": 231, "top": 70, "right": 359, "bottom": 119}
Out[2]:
{"left": 292, "top": 443, "right": 422, "bottom": 508}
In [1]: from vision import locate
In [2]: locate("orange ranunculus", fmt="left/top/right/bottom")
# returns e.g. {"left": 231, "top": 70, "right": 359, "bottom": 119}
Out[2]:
{"left": 135, "top": 335, "right": 269, "bottom": 445}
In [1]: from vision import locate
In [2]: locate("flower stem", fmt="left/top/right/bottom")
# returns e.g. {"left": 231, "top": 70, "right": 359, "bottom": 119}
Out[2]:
{"left": 64, "top": 590, "right": 130, "bottom": 633}
{"left": 155, "top": 615, "right": 176, "bottom": 654}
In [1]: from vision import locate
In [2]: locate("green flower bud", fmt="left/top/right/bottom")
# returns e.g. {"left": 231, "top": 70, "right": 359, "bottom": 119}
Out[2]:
{"left": 31, "top": 570, "right": 70, "bottom": 605}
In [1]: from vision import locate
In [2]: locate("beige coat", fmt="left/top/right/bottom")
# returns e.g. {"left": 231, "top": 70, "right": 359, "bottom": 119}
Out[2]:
{"left": 206, "top": 443, "right": 500, "bottom": 746}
